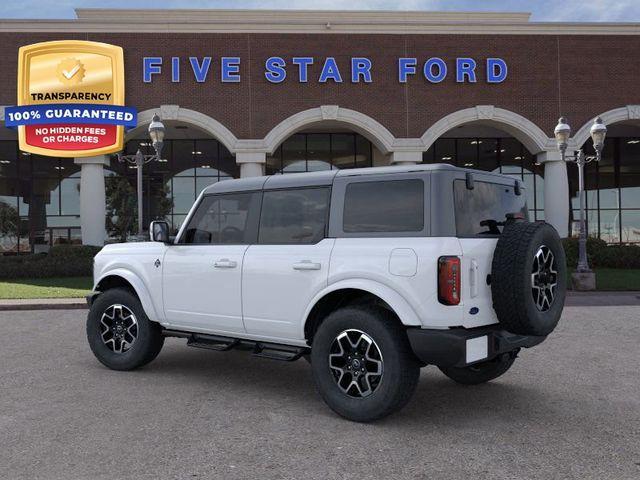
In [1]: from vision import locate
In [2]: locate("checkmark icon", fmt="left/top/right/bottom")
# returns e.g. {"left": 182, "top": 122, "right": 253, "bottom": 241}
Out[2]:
{"left": 62, "top": 64, "right": 80, "bottom": 79}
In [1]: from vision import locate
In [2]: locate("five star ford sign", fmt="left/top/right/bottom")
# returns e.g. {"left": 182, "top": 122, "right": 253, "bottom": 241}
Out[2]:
{"left": 4, "top": 40, "right": 137, "bottom": 158}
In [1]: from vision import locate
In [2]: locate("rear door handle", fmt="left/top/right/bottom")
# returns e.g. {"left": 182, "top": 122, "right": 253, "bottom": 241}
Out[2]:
{"left": 214, "top": 258, "right": 237, "bottom": 269}
{"left": 293, "top": 260, "right": 321, "bottom": 271}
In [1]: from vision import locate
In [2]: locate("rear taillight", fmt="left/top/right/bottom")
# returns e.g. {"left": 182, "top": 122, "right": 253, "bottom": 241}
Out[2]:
{"left": 438, "top": 256, "right": 461, "bottom": 305}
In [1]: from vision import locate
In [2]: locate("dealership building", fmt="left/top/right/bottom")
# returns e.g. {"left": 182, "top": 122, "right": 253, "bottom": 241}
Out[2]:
{"left": 0, "top": 8, "right": 639, "bottom": 252}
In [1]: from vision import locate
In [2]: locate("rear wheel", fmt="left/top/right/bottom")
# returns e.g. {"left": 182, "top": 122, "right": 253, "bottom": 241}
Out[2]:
{"left": 87, "top": 288, "right": 164, "bottom": 371}
{"left": 438, "top": 354, "right": 516, "bottom": 385}
{"left": 310, "top": 306, "right": 420, "bottom": 422}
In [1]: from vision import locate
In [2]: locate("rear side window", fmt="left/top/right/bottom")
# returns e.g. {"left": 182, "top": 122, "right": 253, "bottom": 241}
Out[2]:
{"left": 181, "top": 192, "right": 260, "bottom": 244}
{"left": 343, "top": 179, "right": 424, "bottom": 233}
{"left": 454, "top": 180, "right": 529, "bottom": 236}
{"left": 259, "top": 188, "right": 330, "bottom": 244}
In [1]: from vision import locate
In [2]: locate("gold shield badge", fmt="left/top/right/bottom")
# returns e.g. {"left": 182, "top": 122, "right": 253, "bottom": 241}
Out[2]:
{"left": 15, "top": 40, "right": 126, "bottom": 157}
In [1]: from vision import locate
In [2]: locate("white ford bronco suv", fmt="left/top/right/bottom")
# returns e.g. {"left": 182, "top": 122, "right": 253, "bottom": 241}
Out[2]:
{"left": 87, "top": 164, "right": 566, "bottom": 422}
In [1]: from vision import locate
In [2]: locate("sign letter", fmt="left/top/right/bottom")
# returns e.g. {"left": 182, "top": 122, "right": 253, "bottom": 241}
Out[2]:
{"left": 424, "top": 58, "right": 447, "bottom": 83}
{"left": 487, "top": 58, "right": 508, "bottom": 83}
{"left": 319, "top": 57, "right": 343, "bottom": 83}
{"left": 143, "top": 57, "right": 162, "bottom": 83}
{"left": 351, "top": 58, "right": 372, "bottom": 83}
{"left": 190, "top": 57, "right": 211, "bottom": 83}
{"left": 398, "top": 58, "right": 417, "bottom": 83}
{"left": 292, "top": 57, "right": 313, "bottom": 82}
{"left": 265, "top": 57, "right": 287, "bottom": 83}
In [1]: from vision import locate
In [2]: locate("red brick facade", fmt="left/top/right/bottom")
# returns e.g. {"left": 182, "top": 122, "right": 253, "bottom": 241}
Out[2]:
{"left": 0, "top": 31, "right": 638, "bottom": 140}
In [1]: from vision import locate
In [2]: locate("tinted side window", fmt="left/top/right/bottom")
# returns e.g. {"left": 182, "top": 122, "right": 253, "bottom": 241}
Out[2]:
{"left": 259, "top": 188, "right": 330, "bottom": 244}
{"left": 343, "top": 179, "right": 424, "bottom": 233}
{"left": 181, "top": 192, "right": 260, "bottom": 244}
{"left": 454, "top": 180, "right": 529, "bottom": 236}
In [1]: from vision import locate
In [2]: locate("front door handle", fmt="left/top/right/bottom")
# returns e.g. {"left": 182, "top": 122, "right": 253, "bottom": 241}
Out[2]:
{"left": 214, "top": 258, "right": 237, "bottom": 269}
{"left": 293, "top": 260, "right": 321, "bottom": 271}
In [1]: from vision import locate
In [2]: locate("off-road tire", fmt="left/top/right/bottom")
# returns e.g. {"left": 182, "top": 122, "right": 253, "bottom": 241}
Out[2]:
{"left": 491, "top": 221, "right": 567, "bottom": 336}
{"left": 310, "top": 306, "right": 420, "bottom": 422}
{"left": 87, "top": 288, "right": 164, "bottom": 371}
{"left": 439, "top": 354, "right": 516, "bottom": 385}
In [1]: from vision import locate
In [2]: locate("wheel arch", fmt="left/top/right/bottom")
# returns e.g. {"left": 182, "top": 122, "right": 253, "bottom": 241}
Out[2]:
{"left": 303, "top": 280, "right": 422, "bottom": 342}
{"left": 94, "top": 269, "right": 160, "bottom": 321}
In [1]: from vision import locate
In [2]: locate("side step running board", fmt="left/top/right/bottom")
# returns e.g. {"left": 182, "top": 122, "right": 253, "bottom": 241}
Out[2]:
{"left": 163, "top": 329, "right": 308, "bottom": 362}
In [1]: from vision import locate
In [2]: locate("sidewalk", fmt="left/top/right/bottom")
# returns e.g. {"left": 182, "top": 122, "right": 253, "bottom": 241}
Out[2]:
{"left": 565, "top": 291, "right": 640, "bottom": 307}
{"left": 1, "top": 291, "right": 639, "bottom": 312}
{"left": 0, "top": 298, "right": 87, "bottom": 311}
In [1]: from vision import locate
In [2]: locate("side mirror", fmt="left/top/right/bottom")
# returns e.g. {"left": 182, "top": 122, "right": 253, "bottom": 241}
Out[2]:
{"left": 150, "top": 221, "right": 170, "bottom": 243}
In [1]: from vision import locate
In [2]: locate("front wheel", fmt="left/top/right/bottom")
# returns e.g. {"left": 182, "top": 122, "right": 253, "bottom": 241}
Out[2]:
{"left": 87, "top": 288, "right": 164, "bottom": 371}
{"left": 310, "top": 306, "right": 420, "bottom": 422}
{"left": 438, "top": 354, "right": 516, "bottom": 385}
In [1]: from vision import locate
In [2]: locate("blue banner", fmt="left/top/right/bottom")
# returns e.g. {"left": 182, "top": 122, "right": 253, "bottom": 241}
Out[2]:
{"left": 5, "top": 104, "right": 137, "bottom": 128}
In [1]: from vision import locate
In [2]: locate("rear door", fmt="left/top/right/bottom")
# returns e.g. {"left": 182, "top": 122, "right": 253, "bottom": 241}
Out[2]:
{"left": 454, "top": 178, "right": 528, "bottom": 327}
{"left": 242, "top": 187, "right": 333, "bottom": 340}
{"left": 162, "top": 191, "right": 261, "bottom": 334}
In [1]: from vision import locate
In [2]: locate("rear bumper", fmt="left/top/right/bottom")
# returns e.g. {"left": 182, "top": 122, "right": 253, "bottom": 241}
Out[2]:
{"left": 406, "top": 325, "right": 546, "bottom": 368}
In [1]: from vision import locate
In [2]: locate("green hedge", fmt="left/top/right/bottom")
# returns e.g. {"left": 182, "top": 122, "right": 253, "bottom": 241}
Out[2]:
{"left": 562, "top": 237, "right": 640, "bottom": 269}
{"left": 0, "top": 245, "right": 101, "bottom": 279}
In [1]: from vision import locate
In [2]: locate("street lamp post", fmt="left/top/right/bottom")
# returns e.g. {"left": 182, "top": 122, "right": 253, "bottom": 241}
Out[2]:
{"left": 554, "top": 116, "right": 607, "bottom": 274}
{"left": 117, "top": 114, "right": 166, "bottom": 238}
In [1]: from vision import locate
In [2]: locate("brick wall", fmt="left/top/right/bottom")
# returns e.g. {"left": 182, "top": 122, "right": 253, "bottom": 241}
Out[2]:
{"left": 0, "top": 32, "right": 638, "bottom": 140}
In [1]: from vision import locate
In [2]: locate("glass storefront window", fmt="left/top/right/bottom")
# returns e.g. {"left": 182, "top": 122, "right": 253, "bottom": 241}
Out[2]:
{"left": 599, "top": 210, "right": 620, "bottom": 243}
{"left": 3, "top": 132, "right": 640, "bottom": 250}
{"left": 173, "top": 140, "right": 195, "bottom": 177}
{"left": 266, "top": 146, "right": 282, "bottom": 175}
{"left": 196, "top": 176, "right": 218, "bottom": 195}
{"left": 621, "top": 210, "right": 640, "bottom": 243}
{"left": 456, "top": 138, "right": 478, "bottom": 168}
{"left": 332, "top": 134, "right": 356, "bottom": 169}
{"left": 499, "top": 138, "right": 523, "bottom": 174}
{"left": 306, "top": 134, "right": 331, "bottom": 172}
{"left": 434, "top": 138, "right": 455, "bottom": 164}
{"left": 282, "top": 134, "right": 307, "bottom": 173}
{"left": 620, "top": 137, "right": 640, "bottom": 209}
{"left": 172, "top": 177, "right": 195, "bottom": 215}
{"left": 355, "top": 134, "right": 372, "bottom": 168}
{"left": 60, "top": 177, "right": 80, "bottom": 215}
{"left": 266, "top": 132, "right": 373, "bottom": 174}
{"left": 0, "top": 141, "right": 18, "bottom": 177}
{"left": 478, "top": 138, "right": 499, "bottom": 171}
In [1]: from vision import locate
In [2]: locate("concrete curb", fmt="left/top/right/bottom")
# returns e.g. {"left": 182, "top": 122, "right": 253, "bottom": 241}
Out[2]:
{"left": 0, "top": 298, "right": 87, "bottom": 311}
{"left": 565, "top": 291, "right": 640, "bottom": 307}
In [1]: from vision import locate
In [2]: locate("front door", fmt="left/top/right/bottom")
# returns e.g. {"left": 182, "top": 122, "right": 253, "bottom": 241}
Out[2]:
{"left": 242, "top": 187, "right": 333, "bottom": 340}
{"left": 162, "top": 191, "right": 261, "bottom": 334}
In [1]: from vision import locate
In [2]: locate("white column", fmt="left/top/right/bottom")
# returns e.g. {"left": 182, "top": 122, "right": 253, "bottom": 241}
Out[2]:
{"left": 236, "top": 152, "right": 266, "bottom": 178}
{"left": 390, "top": 151, "right": 422, "bottom": 165}
{"left": 74, "top": 155, "right": 109, "bottom": 246}
{"left": 538, "top": 151, "right": 569, "bottom": 238}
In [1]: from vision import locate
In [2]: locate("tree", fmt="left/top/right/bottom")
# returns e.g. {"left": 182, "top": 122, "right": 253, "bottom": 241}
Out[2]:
{"left": 0, "top": 201, "right": 19, "bottom": 238}
{"left": 105, "top": 176, "right": 174, "bottom": 242}
{"left": 105, "top": 176, "right": 137, "bottom": 242}
{"left": 0, "top": 201, "right": 20, "bottom": 252}
{"left": 151, "top": 180, "right": 173, "bottom": 224}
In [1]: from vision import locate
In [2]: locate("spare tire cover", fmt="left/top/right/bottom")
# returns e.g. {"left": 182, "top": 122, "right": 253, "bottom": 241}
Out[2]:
{"left": 491, "top": 221, "right": 567, "bottom": 336}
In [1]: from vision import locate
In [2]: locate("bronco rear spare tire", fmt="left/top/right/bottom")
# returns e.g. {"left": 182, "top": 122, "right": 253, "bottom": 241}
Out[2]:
{"left": 491, "top": 221, "right": 566, "bottom": 336}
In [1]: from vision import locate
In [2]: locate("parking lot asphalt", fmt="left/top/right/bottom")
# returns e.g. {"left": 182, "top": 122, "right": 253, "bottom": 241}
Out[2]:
{"left": 0, "top": 306, "right": 639, "bottom": 480}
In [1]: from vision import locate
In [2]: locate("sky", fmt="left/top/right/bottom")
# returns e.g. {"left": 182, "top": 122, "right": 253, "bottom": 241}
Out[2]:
{"left": 0, "top": 0, "right": 639, "bottom": 22}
